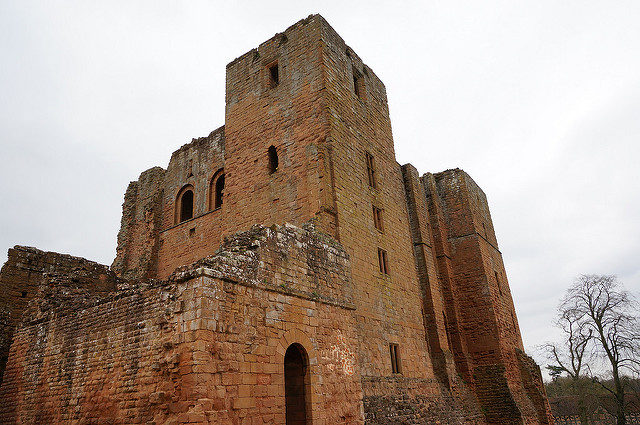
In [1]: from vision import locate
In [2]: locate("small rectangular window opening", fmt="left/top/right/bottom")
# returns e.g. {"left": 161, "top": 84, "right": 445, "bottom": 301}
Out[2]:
{"left": 353, "top": 70, "right": 365, "bottom": 100}
{"left": 373, "top": 205, "right": 384, "bottom": 232}
{"left": 495, "top": 271, "right": 502, "bottom": 296}
{"left": 389, "top": 343, "right": 401, "bottom": 374}
{"left": 378, "top": 248, "right": 389, "bottom": 275}
{"left": 365, "top": 152, "right": 376, "bottom": 188}
{"left": 268, "top": 62, "right": 279, "bottom": 87}
{"left": 21, "top": 291, "right": 27, "bottom": 298}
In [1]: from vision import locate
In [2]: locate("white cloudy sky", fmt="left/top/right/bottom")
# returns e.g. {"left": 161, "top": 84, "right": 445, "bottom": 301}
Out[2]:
{"left": 1, "top": 1, "right": 639, "bottom": 369}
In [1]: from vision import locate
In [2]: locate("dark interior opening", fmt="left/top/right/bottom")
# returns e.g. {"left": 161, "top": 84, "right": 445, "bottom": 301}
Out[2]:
{"left": 21, "top": 291, "right": 27, "bottom": 298}
{"left": 390, "top": 343, "right": 401, "bottom": 374}
{"left": 353, "top": 70, "right": 365, "bottom": 100}
{"left": 268, "top": 145, "right": 278, "bottom": 174}
{"left": 180, "top": 190, "right": 194, "bottom": 222}
{"left": 269, "top": 63, "right": 279, "bottom": 87}
{"left": 353, "top": 73, "right": 360, "bottom": 98}
{"left": 285, "top": 343, "right": 309, "bottom": 425}
{"left": 214, "top": 174, "right": 225, "bottom": 209}
{"left": 378, "top": 248, "right": 388, "bottom": 274}
{"left": 366, "top": 152, "right": 376, "bottom": 188}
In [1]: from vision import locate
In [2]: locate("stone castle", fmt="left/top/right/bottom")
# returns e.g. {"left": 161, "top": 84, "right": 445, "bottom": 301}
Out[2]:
{"left": 0, "top": 15, "right": 553, "bottom": 425}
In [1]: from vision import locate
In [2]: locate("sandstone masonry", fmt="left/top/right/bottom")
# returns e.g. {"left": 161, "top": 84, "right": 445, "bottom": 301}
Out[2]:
{"left": 0, "top": 14, "right": 554, "bottom": 425}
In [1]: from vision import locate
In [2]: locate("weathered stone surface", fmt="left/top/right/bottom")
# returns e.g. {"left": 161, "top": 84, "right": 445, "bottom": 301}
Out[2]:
{"left": 0, "top": 14, "right": 554, "bottom": 425}
{"left": 0, "top": 224, "right": 363, "bottom": 424}
{"left": 0, "top": 246, "right": 118, "bottom": 386}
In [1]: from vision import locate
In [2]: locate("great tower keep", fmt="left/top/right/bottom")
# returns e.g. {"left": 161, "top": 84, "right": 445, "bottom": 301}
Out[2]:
{"left": 0, "top": 15, "right": 553, "bottom": 425}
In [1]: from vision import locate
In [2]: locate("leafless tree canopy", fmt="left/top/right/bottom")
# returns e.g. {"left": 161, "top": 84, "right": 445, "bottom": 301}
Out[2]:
{"left": 564, "top": 275, "right": 640, "bottom": 378}
{"left": 544, "top": 304, "right": 593, "bottom": 380}
{"left": 545, "top": 275, "right": 640, "bottom": 425}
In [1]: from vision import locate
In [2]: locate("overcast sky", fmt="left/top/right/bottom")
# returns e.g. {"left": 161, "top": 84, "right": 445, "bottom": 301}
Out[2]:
{"left": 1, "top": 1, "right": 639, "bottom": 371}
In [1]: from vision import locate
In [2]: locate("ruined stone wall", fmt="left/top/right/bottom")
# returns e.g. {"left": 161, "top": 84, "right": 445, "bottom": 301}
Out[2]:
{"left": 362, "top": 376, "right": 486, "bottom": 425}
{"left": 516, "top": 350, "right": 554, "bottom": 425}
{"left": 112, "top": 166, "right": 166, "bottom": 281}
{"left": 402, "top": 164, "right": 460, "bottom": 389}
{"left": 0, "top": 224, "right": 365, "bottom": 424}
{"left": 0, "top": 246, "right": 117, "bottom": 385}
{"left": 422, "top": 172, "right": 475, "bottom": 384}
{"left": 422, "top": 169, "right": 554, "bottom": 424}
{"left": 155, "top": 128, "right": 226, "bottom": 278}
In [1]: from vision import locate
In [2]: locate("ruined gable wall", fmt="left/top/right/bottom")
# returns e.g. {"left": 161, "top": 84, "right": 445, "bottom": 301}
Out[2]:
{"left": 0, "top": 246, "right": 117, "bottom": 385}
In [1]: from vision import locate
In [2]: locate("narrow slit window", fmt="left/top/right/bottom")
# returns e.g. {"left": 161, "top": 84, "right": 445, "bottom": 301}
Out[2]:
{"left": 179, "top": 189, "right": 194, "bottom": 223}
{"left": 365, "top": 152, "right": 376, "bottom": 188}
{"left": 443, "top": 312, "right": 453, "bottom": 351}
{"left": 268, "top": 145, "right": 279, "bottom": 174}
{"left": 373, "top": 205, "right": 384, "bottom": 232}
{"left": 353, "top": 70, "right": 365, "bottom": 100}
{"left": 268, "top": 62, "right": 279, "bottom": 87}
{"left": 378, "top": 248, "right": 389, "bottom": 275}
{"left": 389, "top": 343, "right": 401, "bottom": 374}
{"left": 495, "top": 271, "right": 502, "bottom": 296}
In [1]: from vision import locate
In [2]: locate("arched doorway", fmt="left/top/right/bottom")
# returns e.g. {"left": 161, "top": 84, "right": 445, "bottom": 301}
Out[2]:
{"left": 284, "top": 343, "right": 310, "bottom": 425}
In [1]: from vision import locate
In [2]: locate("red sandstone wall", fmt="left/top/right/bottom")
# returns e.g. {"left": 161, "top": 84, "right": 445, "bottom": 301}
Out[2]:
{"left": 317, "top": 17, "right": 452, "bottom": 420}
{"left": 155, "top": 128, "right": 226, "bottom": 278}
{"left": 0, "top": 246, "right": 116, "bottom": 385}
{"left": 112, "top": 166, "right": 166, "bottom": 280}
{"left": 0, "top": 224, "right": 364, "bottom": 424}
{"left": 402, "top": 164, "right": 459, "bottom": 389}
{"left": 422, "top": 169, "right": 554, "bottom": 425}
{"left": 153, "top": 17, "right": 333, "bottom": 279}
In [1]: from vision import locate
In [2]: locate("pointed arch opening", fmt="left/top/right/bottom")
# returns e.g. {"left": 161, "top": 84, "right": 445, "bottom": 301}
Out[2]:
{"left": 285, "top": 343, "right": 311, "bottom": 425}
{"left": 175, "top": 185, "right": 194, "bottom": 224}
{"left": 209, "top": 169, "right": 225, "bottom": 210}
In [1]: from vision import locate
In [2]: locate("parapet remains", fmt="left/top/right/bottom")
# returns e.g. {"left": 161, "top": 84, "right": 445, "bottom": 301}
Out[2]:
{"left": 0, "top": 14, "right": 554, "bottom": 425}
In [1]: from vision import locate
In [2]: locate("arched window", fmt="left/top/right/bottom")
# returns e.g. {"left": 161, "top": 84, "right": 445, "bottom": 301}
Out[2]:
{"left": 209, "top": 169, "right": 225, "bottom": 210}
{"left": 268, "top": 145, "right": 278, "bottom": 174}
{"left": 176, "top": 185, "right": 194, "bottom": 224}
{"left": 285, "top": 343, "right": 310, "bottom": 425}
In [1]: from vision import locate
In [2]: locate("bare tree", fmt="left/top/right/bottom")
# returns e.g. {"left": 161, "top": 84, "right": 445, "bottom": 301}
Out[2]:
{"left": 562, "top": 275, "right": 640, "bottom": 425}
{"left": 543, "top": 299, "right": 594, "bottom": 424}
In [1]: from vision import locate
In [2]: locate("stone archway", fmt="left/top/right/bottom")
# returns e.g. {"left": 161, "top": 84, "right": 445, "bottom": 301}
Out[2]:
{"left": 284, "top": 343, "right": 311, "bottom": 425}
